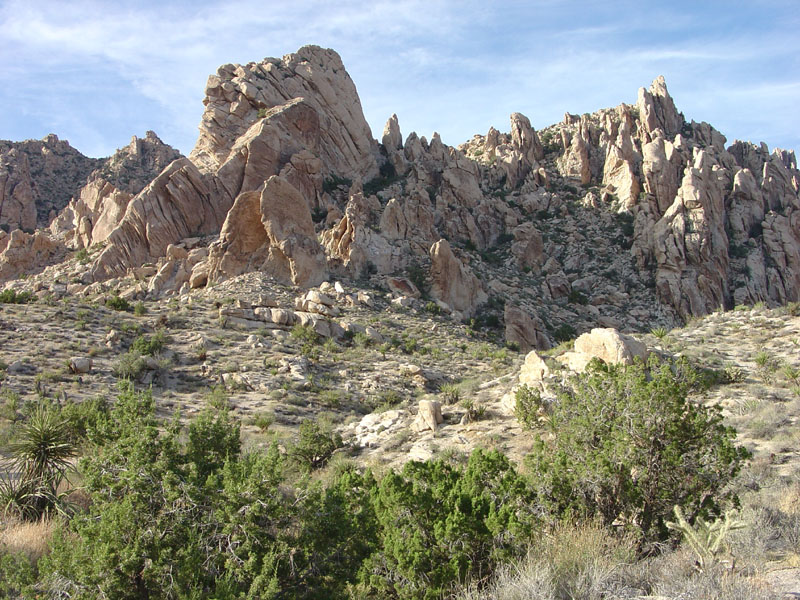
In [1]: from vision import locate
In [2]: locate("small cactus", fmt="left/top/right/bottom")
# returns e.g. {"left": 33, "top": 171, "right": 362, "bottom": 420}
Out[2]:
{"left": 666, "top": 505, "right": 746, "bottom": 572}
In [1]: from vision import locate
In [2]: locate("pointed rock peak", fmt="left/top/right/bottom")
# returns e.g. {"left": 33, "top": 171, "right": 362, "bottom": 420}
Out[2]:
{"left": 510, "top": 112, "right": 544, "bottom": 162}
{"left": 637, "top": 75, "right": 683, "bottom": 139}
{"left": 649, "top": 75, "right": 671, "bottom": 99}
{"left": 382, "top": 114, "right": 403, "bottom": 151}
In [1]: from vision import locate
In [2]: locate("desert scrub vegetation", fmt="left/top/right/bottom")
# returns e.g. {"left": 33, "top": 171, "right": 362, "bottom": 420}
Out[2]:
{"left": 0, "top": 358, "right": 752, "bottom": 599}
{"left": 520, "top": 356, "right": 749, "bottom": 546}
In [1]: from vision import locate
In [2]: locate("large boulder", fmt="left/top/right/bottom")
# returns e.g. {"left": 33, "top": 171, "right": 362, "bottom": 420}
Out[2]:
{"left": 518, "top": 350, "right": 550, "bottom": 386}
{"left": 203, "top": 175, "right": 326, "bottom": 287}
{"left": 429, "top": 239, "right": 487, "bottom": 317}
{"left": 504, "top": 304, "right": 551, "bottom": 352}
{"left": 567, "top": 328, "right": 648, "bottom": 368}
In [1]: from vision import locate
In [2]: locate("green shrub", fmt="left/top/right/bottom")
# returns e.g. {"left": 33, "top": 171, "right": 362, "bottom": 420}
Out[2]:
{"left": 104, "top": 294, "right": 130, "bottom": 311}
{"left": 357, "top": 449, "right": 536, "bottom": 599}
{"left": 406, "top": 262, "right": 429, "bottom": 297}
{"left": 552, "top": 323, "right": 576, "bottom": 343}
{"left": 514, "top": 384, "right": 546, "bottom": 430}
{"left": 130, "top": 330, "right": 166, "bottom": 356}
{"left": 290, "top": 418, "right": 343, "bottom": 472}
{"left": 525, "top": 357, "right": 749, "bottom": 545}
{"left": 0, "top": 550, "right": 37, "bottom": 599}
{"left": 75, "top": 248, "right": 90, "bottom": 265}
{"left": 133, "top": 301, "right": 146, "bottom": 316}
{"left": 113, "top": 350, "right": 147, "bottom": 379}
{"left": 0, "top": 289, "right": 34, "bottom": 304}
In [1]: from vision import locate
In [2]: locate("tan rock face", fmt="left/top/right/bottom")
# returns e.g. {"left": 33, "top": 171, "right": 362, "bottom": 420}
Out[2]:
{"left": 320, "top": 190, "right": 396, "bottom": 276}
{"left": 651, "top": 150, "right": 730, "bottom": 316}
{"left": 382, "top": 114, "right": 403, "bottom": 152}
{"left": 637, "top": 75, "right": 683, "bottom": 140}
{"left": 429, "top": 239, "right": 487, "bottom": 317}
{"left": 0, "top": 229, "right": 63, "bottom": 282}
{"left": 204, "top": 175, "right": 326, "bottom": 287}
{"left": 0, "top": 149, "right": 36, "bottom": 231}
{"left": 90, "top": 158, "right": 226, "bottom": 279}
{"left": 504, "top": 304, "right": 551, "bottom": 352}
{"left": 189, "top": 45, "right": 377, "bottom": 182}
{"left": 572, "top": 327, "right": 648, "bottom": 366}
{"left": 0, "top": 134, "right": 102, "bottom": 227}
{"left": 518, "top": 350, "right": 550, "bottom": 386}
{"left": 411, "top": 400, "right": 443, "bottom": 433}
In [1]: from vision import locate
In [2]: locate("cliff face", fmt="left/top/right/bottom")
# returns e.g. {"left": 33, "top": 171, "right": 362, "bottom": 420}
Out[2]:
{"left": 2, "top": 45, "right": 799, "bottom": 338}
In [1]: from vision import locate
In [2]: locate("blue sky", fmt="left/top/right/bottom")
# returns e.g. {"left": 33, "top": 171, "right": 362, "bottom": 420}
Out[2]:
{"left": 1, "top": 0, "right": 797, "bottom": 159}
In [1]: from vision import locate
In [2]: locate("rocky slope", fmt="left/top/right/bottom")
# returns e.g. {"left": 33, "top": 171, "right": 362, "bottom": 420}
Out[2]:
{"left": 1, "top": 44, "right": 799, "bottom": 344}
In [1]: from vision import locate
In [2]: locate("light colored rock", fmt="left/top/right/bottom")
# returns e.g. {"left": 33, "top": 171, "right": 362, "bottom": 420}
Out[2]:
{"left": 0, "top": 229, "right": 63, "bottom": 282}
{"left": 382, "top": 114, "right": 403, "bottom": 151}
{"left": 573, "top": 328, "right": 647, "bottom": 366}
{"left": 411, "top": 400, "right": 443, "bottom": 433}
{"left": 519, "top": 351, "right": 550, "bottom": 386}
{"left": 205, "top": 175, "right": 327, "bottom": 287}
{"left": 68, "top": 357, "right": 93, "bottom": 374}
{"left": 190, "top": 45, "right": 377, "bottom": 182}
{"left": 637, "top": 75, "right": 683, "bottom": 140}
{"left": 429, "top": 239, "right": 486, "bottom": 317}
{"left": 386, "top": 276, "right": 420, "bottom": 298}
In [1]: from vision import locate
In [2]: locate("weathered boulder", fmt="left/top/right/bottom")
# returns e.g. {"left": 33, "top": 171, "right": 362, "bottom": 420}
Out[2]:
{"left": 567, "top": 328, "right": 648, "bottom": 368}
{"left": 204, "top": 175, "right": 327, "bottom": 287}
{"left": 504, "top": 304, "right": 551, "bottom": 352}
{"left": 411, "top": 399, "right": 443, "bottom": 433}
{"left": 69, "top": 357, "right": 93, "bottom": 374}
{"left": 429, "top": 239, "right": 487, "bottom": 317}
{"left": 518, "top": 350, "right": 550, "bottom": 386}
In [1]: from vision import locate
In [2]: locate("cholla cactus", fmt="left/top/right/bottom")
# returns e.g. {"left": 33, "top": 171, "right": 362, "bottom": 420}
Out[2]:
{"left": 666, "top": 505, "right": 746, "bottom": 572}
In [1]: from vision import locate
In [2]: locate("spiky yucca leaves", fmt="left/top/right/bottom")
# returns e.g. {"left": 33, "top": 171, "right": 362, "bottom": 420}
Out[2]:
{"left": 666, "top": 505, "right": 746, "bottom": 571}
{"left": 1, "top": 405, "right": 76, "bottom": 519}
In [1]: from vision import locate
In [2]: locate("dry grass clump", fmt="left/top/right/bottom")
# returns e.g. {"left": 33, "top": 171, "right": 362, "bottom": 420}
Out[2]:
{"left": 0, "top": 516, "right": 58, "bottom": 562}
{"left": 459, "top": 517, "right": 785, "bottom": 600}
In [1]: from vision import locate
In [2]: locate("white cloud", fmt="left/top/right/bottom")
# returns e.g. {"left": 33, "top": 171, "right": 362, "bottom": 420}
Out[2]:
{"left": 0, "top": 0, "right": 797, "bottom": 156}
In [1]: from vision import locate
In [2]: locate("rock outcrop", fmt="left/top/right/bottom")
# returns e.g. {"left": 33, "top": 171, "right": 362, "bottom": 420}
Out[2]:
{"left": 189, "top": 45, "right": 378, "bottom": 181}
{"left": 50, "top": 132, "right": 180, "bottom": 249}
{"left": 0, "top": 135, "right": 101, "bottom": 228}
{"left": 429, "top": 239, "right": 487, "bottom": 318}
{"left": 90, "top": 159, "right": 226, "bottom": 279}
{"left": 558, "top": 328, "right": 648, "bottom": 372}
{"left": 203, "top": 175, "right": 326, "bottom": 287}
{"left": 504, "top": 304, "right": 551, "bottom": 351}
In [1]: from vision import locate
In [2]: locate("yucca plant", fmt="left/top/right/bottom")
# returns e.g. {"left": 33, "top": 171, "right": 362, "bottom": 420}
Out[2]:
{"left": 2, "top": 405, "right": 76, "bottom": 519}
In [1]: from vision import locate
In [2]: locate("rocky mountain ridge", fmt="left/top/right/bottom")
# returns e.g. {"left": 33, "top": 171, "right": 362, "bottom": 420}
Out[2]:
{"left": 1, "top": 45, "right": 798, "bottom": 345}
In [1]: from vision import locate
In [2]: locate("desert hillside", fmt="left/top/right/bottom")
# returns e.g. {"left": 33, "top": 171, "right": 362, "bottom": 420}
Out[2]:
{"left": 1, "top": 45, "right": 800, "bottom": 599}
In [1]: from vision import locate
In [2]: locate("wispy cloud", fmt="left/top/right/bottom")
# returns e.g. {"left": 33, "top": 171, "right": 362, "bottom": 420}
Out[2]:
{"left": 0, "top": 0, "right": 797, "bottom": 157}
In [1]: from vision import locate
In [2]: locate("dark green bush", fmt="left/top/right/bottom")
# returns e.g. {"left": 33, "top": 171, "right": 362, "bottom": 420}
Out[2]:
{"left": 357, "top": 449, "right": 536, "bottom": 599}
{"left": 552, "top": 323, "right": 576, "bottom": 342}
{"left": 525, "top": 357, "right": 749, "bottom": 545}
{"left": 0, "top": 289, "right": 34, "bottom": 304}
{"left": 104, "top": 294, "right": 130, "bottom": 311}
{"left": 130, "top": 330, "right": 166, "bottom": 356}
{"left": 290, "top": 418, "right": 343, "bottom": 472}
